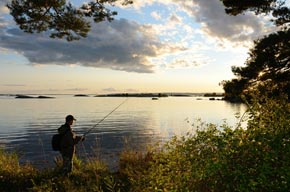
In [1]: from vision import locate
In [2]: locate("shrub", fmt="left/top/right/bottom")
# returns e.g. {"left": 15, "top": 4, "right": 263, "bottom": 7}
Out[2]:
{"left": 1, "top": 92, "right": 289, "bottom": 191}
{"left": 119, "top": 94, "right": 290, "bottom": 191}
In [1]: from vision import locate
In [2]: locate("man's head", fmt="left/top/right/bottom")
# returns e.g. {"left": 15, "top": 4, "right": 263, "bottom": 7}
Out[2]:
{"left": 66, "top": 115, "right": 76, "bottom": 125}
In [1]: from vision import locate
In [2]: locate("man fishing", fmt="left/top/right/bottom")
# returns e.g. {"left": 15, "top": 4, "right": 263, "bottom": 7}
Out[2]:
{"left": 56, "top": 99, "right": 127, "bottom": 175}
{"left": 58, "top": 115, "right": 85, "bottom": 175}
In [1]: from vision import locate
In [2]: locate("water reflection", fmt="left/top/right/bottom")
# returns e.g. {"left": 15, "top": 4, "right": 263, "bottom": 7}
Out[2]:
{"left": 1, "top": 114, "right": 160, "bottom": 170}
{"left": 0, "top": 96, "right": 247, "bottom": 170}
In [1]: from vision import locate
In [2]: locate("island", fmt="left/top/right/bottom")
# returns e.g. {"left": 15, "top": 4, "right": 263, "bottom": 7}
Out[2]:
{"left": 15, "top": 95, "right": 55, "bottom": 99}
{"left": 95, "top": 93, "right": 169, "bottom": 98}
{"left": 203, "top": 92, "right": 224, "bottom": 97}
{"left": 74, "top": 94, "right": 90, "bottom": 97}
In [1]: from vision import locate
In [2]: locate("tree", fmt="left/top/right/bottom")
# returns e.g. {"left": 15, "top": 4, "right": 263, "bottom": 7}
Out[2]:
{"left": 220, "top": 0, "right": 290, "bottom": 102}
{"left": 7, "top": 0, "right": 133, "bottom": 41}
{"left": 220, "top": 79, "right": 247, "bottom": 102}
{"left": 220, "top": 0, "right": 289, "bottom": 29}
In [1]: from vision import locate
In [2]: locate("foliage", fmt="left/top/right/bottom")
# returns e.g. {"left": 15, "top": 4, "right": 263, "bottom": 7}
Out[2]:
{"left": 220, "top": 0, "right": 289, "bottom": 29}
{"left": 232, "top": 31, "right": 290, "bottom": 83}
{"left": 221, "top": 30, "right": 290, "bottom": 102}
{"left": 0, "top": 149, "right": 37, "bottom": 191}
{"left": 220, "top": 0, "right": 289, "bottom": 102}
{"left": 220, "top": 78, "right": 247, "bottom": 102}
{"left": 119, "top": 94, "right": 290, "bottom": 191}
{"left": 7, "top": 0, "right": 133, "bottom": 41}
{"left": 0, "top": 152, "right": 116, "bottom": 192}
{"left": 1, "top": 94, "right": 290, "bottom": 191}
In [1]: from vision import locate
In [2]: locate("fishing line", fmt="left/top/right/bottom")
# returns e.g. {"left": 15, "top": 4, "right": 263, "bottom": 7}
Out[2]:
{"left": 83, "top": 98, "right": 129, "bottom": 136}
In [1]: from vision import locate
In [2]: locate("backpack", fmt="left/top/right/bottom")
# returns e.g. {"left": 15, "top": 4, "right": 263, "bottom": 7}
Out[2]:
{"left": 51, "top": 129, "right": 69, "bottom": 151}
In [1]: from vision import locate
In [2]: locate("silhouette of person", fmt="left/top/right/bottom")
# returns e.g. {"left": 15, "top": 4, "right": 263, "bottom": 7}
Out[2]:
{"left": 58, "top": 115, "right": 84, "bottom": 175}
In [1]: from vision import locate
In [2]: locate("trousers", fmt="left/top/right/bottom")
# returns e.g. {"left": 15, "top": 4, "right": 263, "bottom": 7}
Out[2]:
{"left": 61, "top": 155, "right": 73, "bottom": 175}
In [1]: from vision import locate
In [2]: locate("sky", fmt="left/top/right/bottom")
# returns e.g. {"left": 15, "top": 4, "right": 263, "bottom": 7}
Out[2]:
{"left": 0, "top": 0, "right": 280, "bottom": 94}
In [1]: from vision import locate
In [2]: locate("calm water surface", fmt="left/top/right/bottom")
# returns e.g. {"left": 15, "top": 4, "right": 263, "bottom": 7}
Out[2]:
{"left": 0, "top": 95, "right": 246, "bottom": 169}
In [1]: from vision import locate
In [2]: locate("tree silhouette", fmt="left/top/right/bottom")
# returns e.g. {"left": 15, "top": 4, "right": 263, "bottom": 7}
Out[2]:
{"left": 220, "top": 0, "right": 289, "bottom": 29}
{"left": 220, "top": 0, "right": 290, "bottom": 102}
{"left": 7, "top": 0, "right": 133, "bottom": 41}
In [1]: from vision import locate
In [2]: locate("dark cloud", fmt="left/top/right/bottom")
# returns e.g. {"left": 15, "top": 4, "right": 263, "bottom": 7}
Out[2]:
{"left": 0, "top": 19, "right": 164, "bottom": 73}
{"left": 177, "top": 0, "right": 271, "bottom": 42}
{"left": 195, "top": 0, "right": 264, "bottom": 41}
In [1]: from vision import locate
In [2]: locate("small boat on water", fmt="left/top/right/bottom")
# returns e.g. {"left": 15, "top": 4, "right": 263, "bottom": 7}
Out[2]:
{"left": 152, "top": 97, "right": 159, "bottom": 100}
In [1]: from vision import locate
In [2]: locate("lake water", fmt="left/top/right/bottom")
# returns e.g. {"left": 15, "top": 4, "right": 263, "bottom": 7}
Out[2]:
{"left": 0, "top": 95, "right": 246, "bottom": 170}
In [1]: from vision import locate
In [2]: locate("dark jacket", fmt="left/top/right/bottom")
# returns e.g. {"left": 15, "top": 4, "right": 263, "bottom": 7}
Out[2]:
{"left": 58, "top": 123, "right": 82, "bottom": 159}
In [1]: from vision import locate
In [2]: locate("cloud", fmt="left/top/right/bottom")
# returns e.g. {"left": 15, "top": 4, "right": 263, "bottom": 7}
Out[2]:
{"left": 0, "top": 0, "right": 274, "bottom": 74}
{"left": 130, "top": 0, "right": 273, "bottom": 42}
{"left": 0, "top": 0, "right": 9, "bottom": 15}
{"left": 151, "top": 11, "right": 162, "bottom": 20}
{"left": 163, "top": 49, "right": 212, "bottom": 69}
{"left": 0, "top": 19, "right": 170, "bottom": 73}
{"left": 102, "top": 87, "right": 118, "bottom": 92}
{"left": 169, "top": 13, "right": 182, "bottom": 24}
{"left": 167, "top": 0, "right": 272, "bottom": 42}
{"left": 125, "top": 88, "right": 139, "bottom": 92}
{"left": 191, "top": 0, "right": 269, "bottom": 42}
{"left": 2, "top": 84, "right": 26, "bottom": 87}
{"left": 64, "top": 88, "right": 88, "bottom": 92}
{"left": 102, "top": 87, "right": 139, "bottom": 93}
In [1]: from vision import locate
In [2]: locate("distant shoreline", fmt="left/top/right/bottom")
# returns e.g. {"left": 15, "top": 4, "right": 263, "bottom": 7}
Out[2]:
{"left": 0, "top": 92, "right": 225, "bottom": 99}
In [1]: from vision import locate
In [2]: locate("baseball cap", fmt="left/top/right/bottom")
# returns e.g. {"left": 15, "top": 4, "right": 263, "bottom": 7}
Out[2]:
{"left": 66, "top": 115, "right": 76, "bottom": 122}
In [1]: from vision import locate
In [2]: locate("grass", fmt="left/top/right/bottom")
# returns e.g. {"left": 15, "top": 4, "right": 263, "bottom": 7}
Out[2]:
{"left": 0, "top": 150, "right": 116, "bottom": 191}
{"left": 1, "top": 94, "right": 289, "bottom": 191}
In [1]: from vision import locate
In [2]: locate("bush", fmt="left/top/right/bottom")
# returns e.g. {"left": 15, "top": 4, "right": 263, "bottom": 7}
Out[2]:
{"left": 1, "top": 93, "right": 289, "bottom": 191}
{"left": 119, "top": 94, "right": 290, "bottom": 191}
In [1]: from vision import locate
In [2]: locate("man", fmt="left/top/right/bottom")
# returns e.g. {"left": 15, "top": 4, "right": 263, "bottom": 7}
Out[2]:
{"left": 58, "top": 114, "right": 84, "bottom": 175}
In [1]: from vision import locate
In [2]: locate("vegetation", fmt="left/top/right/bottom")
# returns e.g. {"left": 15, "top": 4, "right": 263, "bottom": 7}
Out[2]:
{"left": 220, "top": 0, "right": 290, "bottom": 28}
{"left": 220, "top": 30, "right": 290, "bottom": 102}
{"left": 7, "top": 0, "right": 133, "bottom": 41}
{"left": 118, "top": 93, "right": 290, "bottom": 191}
{"left": 0, "top": 150, "right": 117, "bottom": 191}
{"left": 1, "top": 90, "right": 289, "bottom": 191}
{"left": 95, "top": 93, "right": 169, "bottom": 97}
{"left": 2, "top": 0, "right": 289, "bottom": 191}
{"left": 220, "top": 0, "right": 289, "bottom": 102}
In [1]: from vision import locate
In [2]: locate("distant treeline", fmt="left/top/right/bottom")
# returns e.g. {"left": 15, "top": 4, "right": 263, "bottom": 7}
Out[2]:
{"left": 1, "top": 93, "right": 226, "bottom": 99}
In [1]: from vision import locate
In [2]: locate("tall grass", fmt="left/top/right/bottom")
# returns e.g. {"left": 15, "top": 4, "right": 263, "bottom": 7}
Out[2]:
{"left": 0, "top": 150, "right": 114, "bottom": 191}
{"left": 1, "top": 93, "right": 289, "bottom": 191}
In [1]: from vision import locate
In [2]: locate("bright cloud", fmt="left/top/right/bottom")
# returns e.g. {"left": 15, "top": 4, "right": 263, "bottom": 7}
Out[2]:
{"left": 166, "top": 53, "right": 211, "bottom": 69}
{"left": 151, "top": 11, "right": 162, "bottom": 20}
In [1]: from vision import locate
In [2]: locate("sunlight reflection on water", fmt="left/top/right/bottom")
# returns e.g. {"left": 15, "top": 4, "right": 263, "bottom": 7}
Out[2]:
{"left": 0, "top": 95, "right": 247, "bottom": 170}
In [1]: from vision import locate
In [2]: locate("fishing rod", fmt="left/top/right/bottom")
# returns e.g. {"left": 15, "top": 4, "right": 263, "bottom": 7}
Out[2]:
{"left": 83, "top": 98, "right": 128, "bottom": 136}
